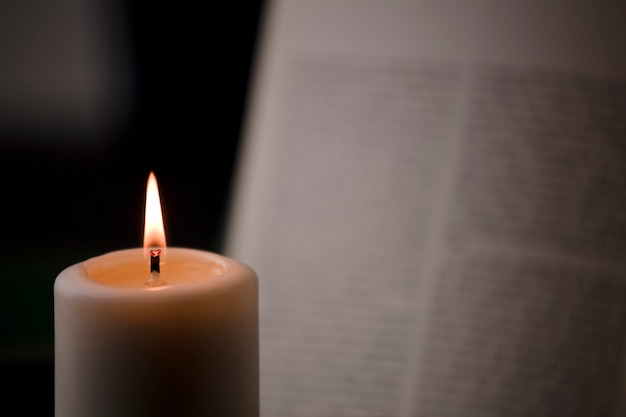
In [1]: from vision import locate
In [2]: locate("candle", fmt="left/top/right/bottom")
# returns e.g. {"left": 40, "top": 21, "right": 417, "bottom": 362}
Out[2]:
{"left": 54, "top": 173, "right": 259, "bottom": 417}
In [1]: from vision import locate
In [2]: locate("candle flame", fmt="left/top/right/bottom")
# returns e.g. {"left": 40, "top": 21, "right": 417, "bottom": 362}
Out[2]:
{"left": 143, "top": 172, "right": 166, "bottom": 252}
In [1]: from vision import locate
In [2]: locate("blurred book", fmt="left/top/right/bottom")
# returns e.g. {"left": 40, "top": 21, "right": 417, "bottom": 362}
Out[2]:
{"left": 226, "top": 1, "right": 626, "bottom": 416}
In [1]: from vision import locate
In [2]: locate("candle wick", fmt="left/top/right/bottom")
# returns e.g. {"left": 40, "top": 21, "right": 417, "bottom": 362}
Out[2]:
{"left": 146, "top": 249, "right": 166, "bottom": 287}
{"left": 150, "top": 249, "right": 161, "bottom": 273}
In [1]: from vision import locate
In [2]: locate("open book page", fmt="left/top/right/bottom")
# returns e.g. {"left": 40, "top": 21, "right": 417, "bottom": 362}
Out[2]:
{"left": 226, "top": 1, "right": 626, "bottom": 416}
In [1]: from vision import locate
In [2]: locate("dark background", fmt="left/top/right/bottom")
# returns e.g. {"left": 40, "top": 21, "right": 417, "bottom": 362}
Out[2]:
{"left": 0, "top": 0, "right": 264, "bottom": 414}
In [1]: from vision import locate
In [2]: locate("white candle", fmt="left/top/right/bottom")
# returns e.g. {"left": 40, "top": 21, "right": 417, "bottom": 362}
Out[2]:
{"left": 54, "top": 174, "right": 259, "bottom": 417}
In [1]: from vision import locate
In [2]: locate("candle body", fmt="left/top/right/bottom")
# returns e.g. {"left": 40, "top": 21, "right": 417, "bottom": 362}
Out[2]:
{"left": 54, "top": 248, "right": 258, "bottom": 417}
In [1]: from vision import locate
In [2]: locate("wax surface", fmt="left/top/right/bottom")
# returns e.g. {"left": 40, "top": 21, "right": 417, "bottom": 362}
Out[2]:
{"left": 86, "top": 249, "right": 227, "bottom": 288}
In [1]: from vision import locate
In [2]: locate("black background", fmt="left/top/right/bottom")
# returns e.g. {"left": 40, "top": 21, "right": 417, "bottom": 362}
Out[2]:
{"left": 0, "top": 1, "right": 264, "bottom": 414}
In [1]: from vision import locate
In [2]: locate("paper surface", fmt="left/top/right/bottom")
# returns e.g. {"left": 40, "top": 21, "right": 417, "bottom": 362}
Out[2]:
{"left": 226, "top": 1, "right": 626, "bottom": 415}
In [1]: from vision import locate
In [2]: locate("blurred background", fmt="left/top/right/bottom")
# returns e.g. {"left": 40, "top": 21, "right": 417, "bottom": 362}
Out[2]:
{"left": 0, "top": 0, "right": 263, "bottom": 414}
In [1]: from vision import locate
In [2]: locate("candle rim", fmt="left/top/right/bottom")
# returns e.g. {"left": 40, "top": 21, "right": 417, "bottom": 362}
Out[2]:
{"left": 54, "top": 247, "right": 257, "bottom": 301}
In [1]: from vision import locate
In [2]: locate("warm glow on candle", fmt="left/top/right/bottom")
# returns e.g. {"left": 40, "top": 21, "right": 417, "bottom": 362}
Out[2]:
{"left": 143, "top": 172, "right": 166, "bottom": 251}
